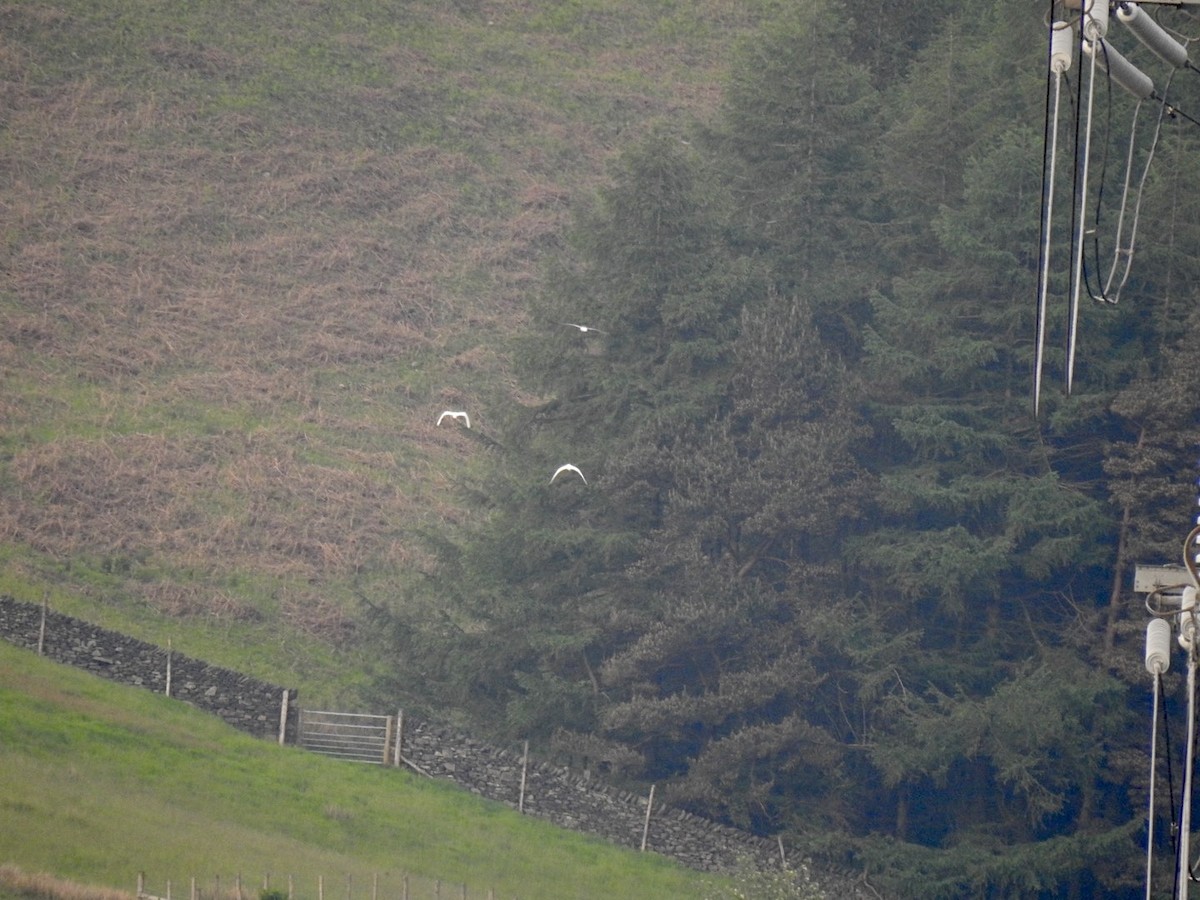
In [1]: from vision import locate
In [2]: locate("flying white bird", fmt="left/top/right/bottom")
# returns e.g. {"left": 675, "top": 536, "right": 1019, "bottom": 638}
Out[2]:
{"left": 551, "top": 463, "right": 587, "bottom": 484}
{"left": 437, "top": 410, "right": 471, "bottom": 428}
{"left": 562, "top": 323, "right": 604, "bottom": 334}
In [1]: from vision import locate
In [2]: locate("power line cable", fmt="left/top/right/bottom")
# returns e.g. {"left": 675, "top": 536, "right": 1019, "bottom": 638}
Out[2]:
{"left": 1035, "top": 15, "right": 1073, "bottom": 415}
{"left": 1103, "top": 67, "right": 1177, "bottom": 301}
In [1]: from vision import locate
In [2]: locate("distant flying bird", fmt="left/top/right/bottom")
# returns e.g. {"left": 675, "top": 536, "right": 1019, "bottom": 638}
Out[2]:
{"left": 551, "top": 463, "right": 587, "bottom": 484}
{"left": 437, "top": 410, "right": 471, "bottom": 428}
{"left": 562, "top": 323, "right": 604, "bottom": 334}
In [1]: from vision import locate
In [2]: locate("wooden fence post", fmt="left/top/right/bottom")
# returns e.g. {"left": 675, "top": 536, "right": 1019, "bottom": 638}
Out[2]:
{"left": 383, "top": 714, "right": 395, "bottom": 766}
{"left": 37, "top": 593, "right": 47, "bottom": 656}
{"left": 318, "top": 875, "right": 324, "bottom": 900}
{"left": 288, "top": 874, "right": 294, "bottom": 900}
{"left": 278, "top": 689, "right": 290, "bottom": 746}
{"left": 518, "top": 740, "right": 529, "bottom": 813}
{"left": 641, "top": 784, "right": 655, "bottom": 852}
{"left": 137, "top": 873, "right": 144, "bottom": 898}
{"left": 190, "top": 875, "right": 196, "bottom": 900}
{"left": 165, "top": 638, "right": 172, "bottom": 698}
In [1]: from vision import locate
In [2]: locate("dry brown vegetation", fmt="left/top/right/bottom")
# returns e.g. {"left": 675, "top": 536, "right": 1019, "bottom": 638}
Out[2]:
{"left": 0, "top": 0, "right": 762, "bottom": 691}
{"left": 0, "top": 866, "right": 133, "bottom": 900}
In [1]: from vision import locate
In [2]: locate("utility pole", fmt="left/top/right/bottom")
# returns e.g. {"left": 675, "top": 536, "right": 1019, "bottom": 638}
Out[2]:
{"left": 1137, "top": 564, "right": 1198, "bottom": 896}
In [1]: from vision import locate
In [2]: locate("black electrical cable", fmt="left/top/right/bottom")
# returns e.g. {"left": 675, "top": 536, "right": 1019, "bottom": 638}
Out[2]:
{"left": 1162, "top": 98, "right": 1200, "bottom": 128}
{"left": 1085, "top": 40, "right": 1118, "bottom": 305}
{"left": 1163, "top": 669, "right": 1182, "bottom": 899}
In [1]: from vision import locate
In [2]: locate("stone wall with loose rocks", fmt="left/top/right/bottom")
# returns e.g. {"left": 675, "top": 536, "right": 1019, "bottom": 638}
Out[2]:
{"left": 0, "top": 595, "right": 296, "bottom": 742}
{"left": 0, "top": 595, "right": 883, "bottom": 897}
{"left": 399, "top": 719, "right": 785, "bottom": 875}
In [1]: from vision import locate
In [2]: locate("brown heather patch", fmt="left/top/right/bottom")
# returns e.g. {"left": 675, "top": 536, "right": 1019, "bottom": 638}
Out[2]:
{"left": 0, "top": 429, "right": 446, "bottom": 585}
{"left": 0, "top": 0, "right": 760, "bottom": 653}
{"left": 278, "top": 586, "right": 356, "bottom": 644}
{"left": 137, "top": 582, "right": 262, "bottom": 622}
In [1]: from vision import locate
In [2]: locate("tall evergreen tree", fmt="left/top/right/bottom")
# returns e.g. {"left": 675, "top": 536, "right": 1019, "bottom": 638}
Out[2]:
{"left": 720, "top": 0, "right": 881, "bottom": 342}
{"left": 598, "top": 289, "right": 873, "bottom": 831}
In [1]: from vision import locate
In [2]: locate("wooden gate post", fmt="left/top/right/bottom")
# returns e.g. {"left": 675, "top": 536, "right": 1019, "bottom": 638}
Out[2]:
{"left": 383, "top": 715, "right": 395, "bottom": 765}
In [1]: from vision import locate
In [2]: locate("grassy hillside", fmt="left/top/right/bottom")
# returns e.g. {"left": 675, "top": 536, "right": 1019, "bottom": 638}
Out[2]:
{"left": 0, "top": 0, "right": 771, "bottom": 704}
{"left": 0, "top": 640, "right": 725, "bottom": 899}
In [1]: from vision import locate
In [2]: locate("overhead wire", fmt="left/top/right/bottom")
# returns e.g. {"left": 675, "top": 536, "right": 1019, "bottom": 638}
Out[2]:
{"left": 1162, "top": 670, "right": 1179, "bottom": 859}
{"left": 1085, "top": 39, "right": 1119, "bottom": 305}
{"left": 1066, "top": 2, "right": 1101, "bottom": 396}
{"left": 1034, "top": 15, "right": 1073, "bottom": 415}
{"left": 1103, "top": 67, "right": 1176, "bottom": 302}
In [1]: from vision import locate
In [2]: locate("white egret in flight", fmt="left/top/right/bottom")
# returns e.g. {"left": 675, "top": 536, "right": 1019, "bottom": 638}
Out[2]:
{"left": 551, "top": 463, "right": 587, "bottom": 484}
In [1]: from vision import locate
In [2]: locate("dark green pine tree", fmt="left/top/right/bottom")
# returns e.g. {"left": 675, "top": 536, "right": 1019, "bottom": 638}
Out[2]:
{"left": 719, "top": 0, "right": 881, "bottom": 342}
{"left": 596, "top": 290, "right": 874, "bottom": 833}
{"left": 515, "top": 131, "right": 764, "bottom": 449}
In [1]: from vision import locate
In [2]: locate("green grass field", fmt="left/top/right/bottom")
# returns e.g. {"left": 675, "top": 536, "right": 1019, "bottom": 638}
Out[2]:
{"left": 0, "top": 641, "right": 721, "bottom": 900}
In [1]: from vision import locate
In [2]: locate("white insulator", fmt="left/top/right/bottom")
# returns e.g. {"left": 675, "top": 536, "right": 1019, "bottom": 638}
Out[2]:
{"left": 1051, "top": 22, "right": 1074, "bottom": 74}
{"left": 1083, "top": 0, "right": 1110, "bottom": 41}
{"left": 1147, "top": 618, "right": 1172, "bottom": 674}
{"left": 1083, "top": 39, "right": 1155, "bottom": 100}
{"left": 1118, "top": 3, "right": 1189, "bottom": 69}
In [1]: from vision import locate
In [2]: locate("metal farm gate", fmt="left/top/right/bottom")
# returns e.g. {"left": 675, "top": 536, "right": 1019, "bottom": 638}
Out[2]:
{"left": 298, "top": 710, "right": 395, "bottom": 764}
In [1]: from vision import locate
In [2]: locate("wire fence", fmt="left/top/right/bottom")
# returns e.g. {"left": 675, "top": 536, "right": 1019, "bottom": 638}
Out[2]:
{"left": 136, "top": 871, "right": 503, "bottom": 900}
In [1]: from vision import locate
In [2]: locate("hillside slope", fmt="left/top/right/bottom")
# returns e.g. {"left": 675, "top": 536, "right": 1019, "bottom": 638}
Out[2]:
{"left": 0, "top": 0, "right": 767, "bottom": 701}
{"left": 0, "top": 639, "right": 728, "bottom": 899}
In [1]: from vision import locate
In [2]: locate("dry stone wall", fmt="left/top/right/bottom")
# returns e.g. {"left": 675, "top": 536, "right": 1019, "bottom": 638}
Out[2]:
{"left": 401, "top": 719, "right": 780, "bottom": 873}
{"left": 0, "top": 596, "right": 296, "bottom": 742}
{"left": 399, "top": 721, "right": 880, "bottom": 893}
{"left": 0, "top": 595, "right": 882, "bottom": 897}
